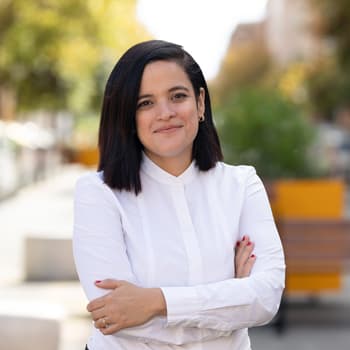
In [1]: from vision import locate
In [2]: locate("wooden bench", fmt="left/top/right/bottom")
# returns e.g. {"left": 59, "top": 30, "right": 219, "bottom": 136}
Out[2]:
{"left": 274, "top": 219, "right": 350, "bottom": 331}
{"left": 279, "top": 219, "right": 350, "bottom": 291}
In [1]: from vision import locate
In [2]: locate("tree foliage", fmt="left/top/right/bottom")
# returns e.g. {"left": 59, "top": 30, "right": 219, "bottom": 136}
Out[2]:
{"left": 307, "top": 0, "right": 350, "bottom": 118}
{"left": 312, "top": 0, "right": 350, "bottom": 68}
{"left": 210, "top": 40, "right": 271, "bottom": 106}
{"left": 211, "top": 26, "right": 318, "bottom": 178}
{"left": 305, "top": 58, "right": 350, "bottom": 119}
{"left": 216, "top": 87, "right": 317, "bottom": 179}
{"left": 0, "top": 0, "right": 149, "bottom": 115}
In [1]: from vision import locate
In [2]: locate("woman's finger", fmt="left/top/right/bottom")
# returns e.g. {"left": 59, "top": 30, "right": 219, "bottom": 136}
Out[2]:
{"left": 242, "top": 254, "right": 256, "bottom": 276}
{"left": 100, "top": 322, "right": 121, "bottom": 335}
{"left": 234, "top": 235, "right": 256, "bottom": 278}
{"left": 94, "top": 316, "right": 110, "bottom": 329}
{"left": 87, "top": 297, "right": 106, "bottom": 312}
{"left": 235, "top": 236, "right": 253, "bottom": 268}
{"left": 95, "top": 279, "right": 125, "bottom": 289}
{"left": 239, "top": 241, "right": 255, "bottom": 265}
{"left": 88, "top": 280, "right": 131, "bottom": 313}
{"left": 90, "top": 307, "right": 106, "bottom": 322}
{"left": 235, "top": 235, "right": 250, "bottom": 260}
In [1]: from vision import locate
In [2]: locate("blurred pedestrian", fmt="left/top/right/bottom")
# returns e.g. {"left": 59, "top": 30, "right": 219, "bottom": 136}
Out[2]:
{"left": 73, "top": 40, "right": 285, "bottom": 350}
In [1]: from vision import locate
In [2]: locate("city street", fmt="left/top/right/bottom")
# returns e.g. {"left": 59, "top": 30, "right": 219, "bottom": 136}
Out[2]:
{"left": 1, "top": 165, "right": 350, "bottom": 350}
{"left": 2, "top": 0, "right": 350, "bottom": 349}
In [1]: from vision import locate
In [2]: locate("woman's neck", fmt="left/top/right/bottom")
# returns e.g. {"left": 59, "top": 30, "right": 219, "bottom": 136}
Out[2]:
{"left": 144, "top": 151, "right": 192, "bottom": 177}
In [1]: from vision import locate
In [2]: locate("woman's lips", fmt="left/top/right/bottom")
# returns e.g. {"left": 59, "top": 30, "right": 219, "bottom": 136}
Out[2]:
{"left": 154, "top": 125, "right": 182, "bottom": 133}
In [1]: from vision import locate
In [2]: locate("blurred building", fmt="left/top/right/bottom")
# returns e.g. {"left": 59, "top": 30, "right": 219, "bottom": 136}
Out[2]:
{"left": 229, "top": 21, "right": 266, "bottom": 49}
{"left": 265, "top": 0, "right": 330, "bottom": 66}
{"left": 227, "top": 0, "right": 328, "bottom": 64}
{"left": 221, "top": 0, "right": 350, "bottom": 181}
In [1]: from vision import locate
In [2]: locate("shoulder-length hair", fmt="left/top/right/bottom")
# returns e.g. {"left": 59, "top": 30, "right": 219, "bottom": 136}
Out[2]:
{"left": 98, "top": 40, "right": 223, "bottom": 194}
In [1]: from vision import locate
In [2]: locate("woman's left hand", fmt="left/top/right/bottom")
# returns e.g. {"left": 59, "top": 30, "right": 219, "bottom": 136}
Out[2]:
{"left": 87, "top": 279, "right": 166, "bottom": 335}
{"left": 234, "top": 235, "right": 256, "bottom": 278}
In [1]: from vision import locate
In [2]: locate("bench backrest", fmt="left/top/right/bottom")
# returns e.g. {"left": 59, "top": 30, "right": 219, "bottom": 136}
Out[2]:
{"left": 278, "top": 219, "right": 350, "bottom": 273}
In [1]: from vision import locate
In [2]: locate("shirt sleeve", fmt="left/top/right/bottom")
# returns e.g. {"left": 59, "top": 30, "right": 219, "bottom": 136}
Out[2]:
{"left": 72, "top": 173, "right": 234, "bottom": 345}
{"left": 160, "top": 166, "right": 286, "bottom": 331}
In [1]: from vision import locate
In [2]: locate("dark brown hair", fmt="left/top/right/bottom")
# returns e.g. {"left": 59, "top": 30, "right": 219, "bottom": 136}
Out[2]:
{"left": 98, "top": 40, "right": 223, "bottom": 194}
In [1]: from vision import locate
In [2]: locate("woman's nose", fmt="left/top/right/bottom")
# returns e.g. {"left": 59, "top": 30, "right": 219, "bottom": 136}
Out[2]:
{"left": 157, "top": 101, "right": 175, "bottom": 120}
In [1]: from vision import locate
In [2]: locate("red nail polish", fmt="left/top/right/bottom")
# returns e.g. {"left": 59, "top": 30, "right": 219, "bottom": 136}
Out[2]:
{"left": 247, "top": 241, "right": 252, "bottom": 246}
{"left": 236, "top": 241, "right": 240, "bottom": 247}
{"left": 242, "top": 235, "right": 246, "bottom": 241}
{"left": 251, "top": 254, "right": 256, "bottom": 258}
{"left": 95, "top": 280, "right": 101, "bottom": 283}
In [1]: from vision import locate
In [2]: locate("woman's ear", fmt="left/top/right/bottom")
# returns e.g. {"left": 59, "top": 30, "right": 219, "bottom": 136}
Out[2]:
{"left": 197, "top": 87, "right": 205, "bottom": 117}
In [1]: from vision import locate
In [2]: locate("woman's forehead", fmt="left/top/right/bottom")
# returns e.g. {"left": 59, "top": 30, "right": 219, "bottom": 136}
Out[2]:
{"left": 139, "top": 60, "right": 192, "bottom": 93}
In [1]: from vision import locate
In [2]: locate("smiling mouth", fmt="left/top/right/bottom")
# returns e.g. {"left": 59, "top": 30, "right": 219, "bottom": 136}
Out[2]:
{"left": 154, "top": 125, "right": 183, "bottom": 133}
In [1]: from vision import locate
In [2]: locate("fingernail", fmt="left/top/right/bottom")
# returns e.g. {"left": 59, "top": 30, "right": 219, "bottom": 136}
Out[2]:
{"left": 251, "top": 254, "right": 256, "bottom": 258}
{"left": 242, "top": 235, "right": 246, "bottom": 241}
{"left": 247, "top": 241, "right": 252, "bottom": 246}
{"left": 95, "top": 280, "right": 101, "bottom": 283}
{"left": 236, "top": 241, "right": 240, "bottom": 247}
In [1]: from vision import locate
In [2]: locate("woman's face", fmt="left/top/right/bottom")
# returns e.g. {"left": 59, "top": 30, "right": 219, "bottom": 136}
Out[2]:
{"left": 136, "top": 60, "right": 205, "bottom": 171}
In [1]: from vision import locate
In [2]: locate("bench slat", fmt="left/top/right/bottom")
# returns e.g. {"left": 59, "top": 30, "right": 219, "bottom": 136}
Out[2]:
{"left": 278, "top": 219, "right": 350, "bottom": 274}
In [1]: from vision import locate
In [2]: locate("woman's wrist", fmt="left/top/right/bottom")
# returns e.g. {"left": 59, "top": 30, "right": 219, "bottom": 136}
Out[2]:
{"left": 148, "top": 288, "right": 167, "bottom": 317}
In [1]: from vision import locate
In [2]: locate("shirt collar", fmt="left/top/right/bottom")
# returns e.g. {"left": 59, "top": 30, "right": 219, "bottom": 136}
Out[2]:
{"left": 141, "top": 152, "right": 197, "bottom": 185}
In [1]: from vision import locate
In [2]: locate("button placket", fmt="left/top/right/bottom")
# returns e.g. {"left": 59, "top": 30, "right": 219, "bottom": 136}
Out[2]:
{"left": 136, "top": 191, "right": 156, "bottom": 287}
{"left": 171, "top": 181, "right": 203, "bottom": 286}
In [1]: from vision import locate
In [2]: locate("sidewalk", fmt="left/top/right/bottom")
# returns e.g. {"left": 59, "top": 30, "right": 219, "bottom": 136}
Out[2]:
{"left": 0, "top": 164, "right": 90, "bottom": 350}
{"left": 0, "top": 164, "right": 86, "bottom": 285}
{"left": 1, "top": 165, "right": 350, "bottom": 350}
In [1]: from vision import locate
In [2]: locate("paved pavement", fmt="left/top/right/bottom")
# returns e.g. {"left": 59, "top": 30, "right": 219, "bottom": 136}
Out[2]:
{"left": 1, "top": 164, "right": 350, "bottom": 350}
{"left": 0, "top": 164, "right": 89, "bottom": 350}
{"left": 0, "top": 165, "right": 83, "bottom": 285}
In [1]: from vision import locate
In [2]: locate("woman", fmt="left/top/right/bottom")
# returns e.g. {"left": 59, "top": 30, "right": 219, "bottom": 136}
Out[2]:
{"left": 73, "top": 40, "right": 285, "bottom": 350}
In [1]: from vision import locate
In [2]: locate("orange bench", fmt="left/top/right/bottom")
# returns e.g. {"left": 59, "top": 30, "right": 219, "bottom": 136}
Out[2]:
{"left": 278, "top": 219, "right": 350, "bottom": 294}
{"left": 265, "top": 178, "right": 349, "bottom": 331}
{"left": 274, "top": 219, "right": 350, "bottom": 332}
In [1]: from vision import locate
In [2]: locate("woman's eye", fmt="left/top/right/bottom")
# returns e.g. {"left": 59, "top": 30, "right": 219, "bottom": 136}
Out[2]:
{"left": 137, "top": 100, "right": 152, "bottom": 109}
{"left": 173, "top": 93, "right": 187, "bottom": 101}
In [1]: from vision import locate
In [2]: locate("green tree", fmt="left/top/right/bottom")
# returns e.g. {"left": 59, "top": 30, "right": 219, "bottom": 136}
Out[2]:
{"left": 211, "top": 40, "right": 271, "bottom": 107}
{"left": 307, "top": 0, "right": 350, "bottom": 118}
{"left": 216, "top": 87, "right": 318, "bottom": 179}
{"left": 312, "top": 0, "right": 350, "bottom": 68}
{"left": 0, "top": 0, "right": 149, "bottom": 117}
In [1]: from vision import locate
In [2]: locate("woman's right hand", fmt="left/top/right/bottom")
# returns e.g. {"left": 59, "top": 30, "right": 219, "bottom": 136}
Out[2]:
{"left": 234, "top": 235, "right": 256, "bottom": 278}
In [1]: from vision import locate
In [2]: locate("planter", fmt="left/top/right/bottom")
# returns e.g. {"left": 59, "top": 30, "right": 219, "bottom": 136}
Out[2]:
{"left": 267, "top": 178, "right": 347, "bottom": 294}
{"left": 75, "top": 147, "right": 99, "bottom": 167}
{"left": 270, "top": 178, "right": 345, "bottom": 220}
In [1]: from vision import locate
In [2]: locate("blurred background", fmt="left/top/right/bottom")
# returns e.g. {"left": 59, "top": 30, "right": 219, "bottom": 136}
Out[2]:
{"left": 1, "top": 0, "right": 350, "bottom": 349}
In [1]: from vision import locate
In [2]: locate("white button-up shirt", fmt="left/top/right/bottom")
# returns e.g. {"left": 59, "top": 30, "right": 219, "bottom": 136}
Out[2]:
{"left": 73, "top": 155, "right": 285, "bottom": 350}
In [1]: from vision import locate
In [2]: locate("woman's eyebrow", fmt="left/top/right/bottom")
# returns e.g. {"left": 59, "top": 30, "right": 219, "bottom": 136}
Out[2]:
{"left": 168, "top": 85, "right": 190, "bottom": 92}
{"left": 138, "top": 85, "right": 190, "bottom": 100}
{"left": 138, "top": 93, "right": 152, "bottom": 100}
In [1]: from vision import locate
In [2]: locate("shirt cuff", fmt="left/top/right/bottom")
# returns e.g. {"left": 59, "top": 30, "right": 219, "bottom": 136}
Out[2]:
{"left": 160, "top": 286, "right": 202, "bottom": 326}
